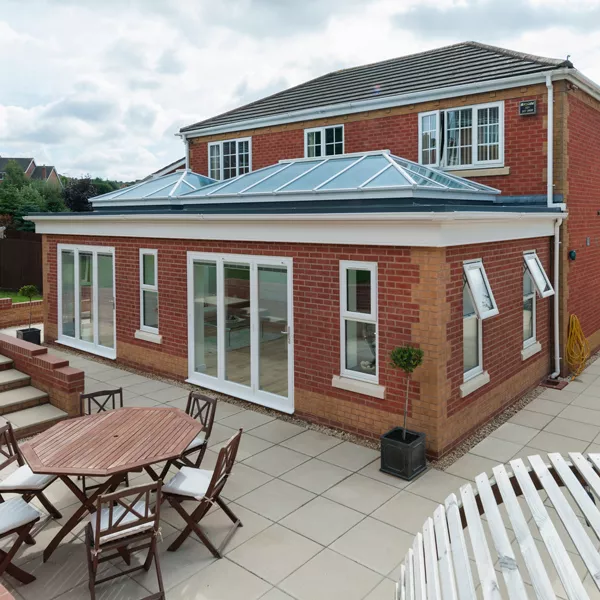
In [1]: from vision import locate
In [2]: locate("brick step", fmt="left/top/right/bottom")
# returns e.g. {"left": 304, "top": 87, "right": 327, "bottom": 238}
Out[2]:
{"left": 5, "top": 404, "right": 68, "bottom": 440}
{"left": 0, "top": 356, "right": 13, "bottom": 372}
{"left": 0, "top": 369, "right": 30, "bottom": 393}
{"left": 0, "top": 386, "right": 49, "bottom": 416}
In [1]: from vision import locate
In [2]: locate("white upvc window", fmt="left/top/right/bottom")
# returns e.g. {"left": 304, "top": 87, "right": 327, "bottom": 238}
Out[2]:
{"left": 305, "top": 125, "right": 344, "bottom": 158}
{"left": 523, "top": 251, "right": 554, "bottom": 298}
{"left": 208, "top": 137, "right": 251, "bottom": 180}
{"left": 523, "top": 270, "right": 536, "bottom": 348}
{"left": 462, "top": 259, "right": 498, "bottom": 381}
{"left": 340, "top": 261, "right": 378, "bottom": 383}
{"left": 418, "top": 101, "right": 504, "bottom": 169}
{"left": 140, "top": 249, "right": 158, "bottom": 333}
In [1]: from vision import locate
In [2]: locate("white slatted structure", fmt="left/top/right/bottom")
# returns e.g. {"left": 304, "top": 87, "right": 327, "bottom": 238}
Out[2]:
{"left": 396, "top": 453, "right": 600, "bottom": 600}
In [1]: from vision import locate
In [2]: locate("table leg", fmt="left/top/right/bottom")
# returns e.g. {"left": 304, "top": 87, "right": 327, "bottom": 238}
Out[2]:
{"left": 144, "top": 465, "right": 161, "bottom": 482}
{"left": 43, "top": 474, "right": 124, "bottom": 563}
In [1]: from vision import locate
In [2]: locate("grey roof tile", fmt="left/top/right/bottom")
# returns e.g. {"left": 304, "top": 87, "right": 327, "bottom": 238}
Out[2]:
{"left": 181, "top": 41, "right": 572, "bottom": 134}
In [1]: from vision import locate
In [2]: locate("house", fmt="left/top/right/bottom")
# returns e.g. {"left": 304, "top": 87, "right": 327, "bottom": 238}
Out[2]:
{"left": 0, "top": 157, "right": 61, "bottom": 186}
{"left": 142, "top": 157, "right": 186, "bottom": 181}
{"left": 28, "top": 41, "right": 600, "bottom": 458}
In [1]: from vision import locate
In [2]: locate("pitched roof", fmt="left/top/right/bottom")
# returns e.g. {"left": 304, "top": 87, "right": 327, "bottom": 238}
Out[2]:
{"left": 181, "top": 41, "right": 573, "bottom": 135}
{"left": 143, "top": 157, "right": 186, "bottom": 181}
{"left": 0, "top": 157, "right": 34, "bottom": 172}
{"left": 30, "top": 166, "right": 57, "bottom": 181}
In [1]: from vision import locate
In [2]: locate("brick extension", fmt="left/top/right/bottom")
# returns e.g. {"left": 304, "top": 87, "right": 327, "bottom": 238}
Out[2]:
{"left": 0, "top": 334, "right": 83, "bottom": 416}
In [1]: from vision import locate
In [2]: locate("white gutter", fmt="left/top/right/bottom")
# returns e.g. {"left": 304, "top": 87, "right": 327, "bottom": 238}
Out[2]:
{"left": 551, "top": 217, "right": 563, "bottom": 378}
{"left": 179, "top": 69, "right": 577, "bottom": 139}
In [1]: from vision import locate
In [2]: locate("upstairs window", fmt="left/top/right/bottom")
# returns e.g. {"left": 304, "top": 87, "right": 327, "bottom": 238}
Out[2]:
{"left": 305, "top": 125, "right": 344, "bottom": 157}
{"left": 418, "top": 102, "right": 503, "bottom": 169}
{"left": 208, "top": 138, "right": 251, "bottom": 180}
{"left": 140, "top": 249, "right": 158, "bottom": 332}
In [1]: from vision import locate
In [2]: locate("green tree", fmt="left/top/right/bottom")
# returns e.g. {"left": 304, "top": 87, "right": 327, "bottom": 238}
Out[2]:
{"left": 390, "top": 345, "right": 424, "bottom": 440}
{"left": 63, "top": 176, "right": 96, "bottom": 212}
{"left": 3, "top": 160, "right": 28, "bottom": 188}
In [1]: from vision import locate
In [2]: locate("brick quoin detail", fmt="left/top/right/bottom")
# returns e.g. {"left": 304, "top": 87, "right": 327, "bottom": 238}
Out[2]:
{"left": 43, "top": 234, "right": 551, "bottom": 456}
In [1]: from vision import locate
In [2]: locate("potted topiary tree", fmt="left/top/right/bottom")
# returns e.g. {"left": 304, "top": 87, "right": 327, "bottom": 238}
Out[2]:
{"left": 16, "top": 284, "right": 41, "bottom": 345}
{"left": 380, "top": 345, "right": 427, "bottom": 480}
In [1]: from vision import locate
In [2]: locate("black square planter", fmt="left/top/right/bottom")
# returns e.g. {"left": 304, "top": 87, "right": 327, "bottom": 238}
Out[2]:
{"left": 17, "top": 328, "right": 41, "bottom": 345}
{"left": 380, "top": 427, "right": 426, "bottom": 481}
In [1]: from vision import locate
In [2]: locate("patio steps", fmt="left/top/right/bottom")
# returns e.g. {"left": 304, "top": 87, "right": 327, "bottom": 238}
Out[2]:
{"left": 0, "top": 355, "right": 68, "bottom": 439}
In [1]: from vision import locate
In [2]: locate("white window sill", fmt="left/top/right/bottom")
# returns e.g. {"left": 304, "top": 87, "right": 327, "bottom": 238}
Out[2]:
{"left": 521, "top": 341, "right": 542, "bottom": 361}
{"left": 134, "top": 329, "right": 162, "bottom": 345}
{"left": 332, "top": 375, "right": 385, "bottom": 399}
{"left": 460, "top": 370, "right": 490, "bottom": 398}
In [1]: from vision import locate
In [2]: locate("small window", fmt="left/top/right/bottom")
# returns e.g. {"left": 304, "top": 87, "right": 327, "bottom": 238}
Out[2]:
{"left": 419, "top": 111, "right": 440, "bottom": 166}
{"left": 140, "top": 249, "right": 158, "bottom": 332}
{"left": 340, "top": 261, "right": 377, "bottom": 382}
{"left": 305, "top": 125, "right": 344, "bottom": 157}
{"left": 208, "top": 138, "right": 251, "bottom": 180}
{"left": 463, "top": 280, "right": 482, "bottom": 380}
{"left": 0, "top": 173, "right": 4, "bottom": 180}
{"left": 523, "top": 271, "right": 536, "bottom": 347}
{"left": 523, "top": 252, "right": 554, "bottom": 298}
{"left": 463, "top": 260, "right": 499, "bottom": 320}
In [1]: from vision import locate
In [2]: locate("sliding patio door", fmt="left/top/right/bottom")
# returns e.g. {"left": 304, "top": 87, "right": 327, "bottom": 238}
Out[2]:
{"left": 58, "top": 244, "right": 116, "bottom": 359}
{"left": 188, "top": 253, "right": 293, "bottom": 413}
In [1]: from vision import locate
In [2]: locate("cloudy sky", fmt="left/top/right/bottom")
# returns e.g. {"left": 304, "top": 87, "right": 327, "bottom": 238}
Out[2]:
{"left": 2, "top": 0, "right": 600, "bottom": 181}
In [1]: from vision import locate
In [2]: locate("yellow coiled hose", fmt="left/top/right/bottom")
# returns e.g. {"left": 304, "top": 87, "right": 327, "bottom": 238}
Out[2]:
{"left": 566, "top": 314, "right": 590, "bottom": 378}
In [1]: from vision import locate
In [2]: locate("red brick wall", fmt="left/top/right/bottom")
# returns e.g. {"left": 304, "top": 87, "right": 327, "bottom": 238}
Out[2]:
{"left": 445, "top": 238, "right": 552, "bottom": 416}
{"left": 189, "top": 89, "right": 549, "bottom": 197}
{"left": 0, "top": 298, "right": 44, "bottom": 328}
{"left": 566, "top": 93, "right": 600, "bottom": 348}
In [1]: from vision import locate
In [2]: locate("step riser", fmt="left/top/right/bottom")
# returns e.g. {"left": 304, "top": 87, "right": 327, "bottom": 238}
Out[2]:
{"left": 0, "top": 362, "right": 14, "bottom": 372}
{"left": 0, "top": 378, "right": 31, "bottom": 393}
{"left": 12, "top": 416, "right": 68, "bottom": 440}
{"left": 0, "top": 397, "right": 48, "bottom": 417}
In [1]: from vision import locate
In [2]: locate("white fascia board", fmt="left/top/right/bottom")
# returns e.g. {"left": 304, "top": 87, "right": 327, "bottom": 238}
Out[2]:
{"left": 180, "top": 69, "right": 574, "bottom": 139}
{"left": 28, "top": 211, "right": 564, "bottom": 248}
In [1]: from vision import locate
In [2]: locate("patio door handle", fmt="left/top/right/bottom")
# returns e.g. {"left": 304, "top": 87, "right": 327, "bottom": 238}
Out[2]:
{"left": 281, "top": 326, "right": 291, "bottom": 344}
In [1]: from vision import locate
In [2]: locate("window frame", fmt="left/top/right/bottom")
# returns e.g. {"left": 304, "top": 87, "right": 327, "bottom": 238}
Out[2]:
{"left": 463, "top": 259, "right": 499, "bottom": 320}
{"left": 523, "top": 251, "right": 554, "bottom": 298}
{"left": 304, "top": 124, "right": 345, "bottom": 158}
{"left": 463, "top": 285, "right": 483, "bottom": 382}
{"left": 139, "top": 248, "right": 159, "bottom": 334}
{"left": 418, "top": 101, "right": 504, "bottom": 170}
{"left": 523, "top": 270, "right": 537, "bottom": 349}
{"left": 339, "top": 260, "right": 378, "bottom": 383}
{"left": 207, "top": 137, "right": 252, "bottom": 181}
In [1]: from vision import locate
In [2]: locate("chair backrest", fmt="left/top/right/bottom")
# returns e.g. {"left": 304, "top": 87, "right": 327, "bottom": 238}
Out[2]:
{"left": 81, "top": 388, "right": 123, "bottom": 415}
{"left": 92, "top": 481, "right": 161, "bottom": 549}
{"left": 205, "top": 429, "right": 242, "bottom": 502}
{"left": 185, "top": 392, "right": 217, "bottom": 440}
{"left": 0, "top": 421, "right": 23, "bottom": 472}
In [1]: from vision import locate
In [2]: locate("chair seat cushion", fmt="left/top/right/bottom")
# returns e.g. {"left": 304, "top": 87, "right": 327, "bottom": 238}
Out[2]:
{"left": 89, "top": 500, "right": 154, "bottom": 545}
{"left": 0, "top": 465, "right": 56, "bottom": 491}
{"left": 0, "top": 498, "right": 40, "bottom": 535}
{"left": 185, "top": 431, "right": 206, "bottom": 451}
{"left": 163, "top": 466, "right": 212, "bottom": 500}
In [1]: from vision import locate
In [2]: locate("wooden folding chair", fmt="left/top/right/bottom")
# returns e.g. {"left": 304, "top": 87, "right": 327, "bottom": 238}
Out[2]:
{"left": 79, "top": 388, "right": 128, "bottom": 497}
{"left": 0, "top": 421, "right": 61, "bottom": 519}
{"left": 85, "top": 482, "right": 164, "bottom": 600}
{"left": 163, "top": 429, "right": 242, "bottom": 557}
{"left": 159, "top": 392, "right": 217, "bottom": 480}
{"left": 0, "top": 498, "right": 40, "bottom": 584}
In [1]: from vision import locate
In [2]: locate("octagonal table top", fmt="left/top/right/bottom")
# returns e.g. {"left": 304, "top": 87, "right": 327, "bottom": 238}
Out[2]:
{"left": 20, "top": 407, "right": 203, "bottom": 477}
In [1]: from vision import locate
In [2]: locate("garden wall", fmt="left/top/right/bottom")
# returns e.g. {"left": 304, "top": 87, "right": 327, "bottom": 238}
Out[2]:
{"left": 0, "top": 298, "right": 44, "bottom": 328}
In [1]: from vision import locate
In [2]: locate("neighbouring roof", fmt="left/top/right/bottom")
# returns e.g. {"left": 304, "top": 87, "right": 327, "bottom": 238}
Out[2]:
{"left": 143, "top": 157, "right": 186, "bottom": 181}
{"left": 0, "top": 157, "right": 34, "bottom": 172}
{"left": 90, "top": 169, "right": 216, "bottom": 208}
{"left": 30, "top": 166, "right": 57, "bottom": 181}
{"left": 181, "top": 41, "right": 573, "bottom": 135}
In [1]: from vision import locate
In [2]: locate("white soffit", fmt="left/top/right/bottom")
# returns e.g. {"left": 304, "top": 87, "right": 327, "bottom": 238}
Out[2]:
{"left": 29, "top": 212, "right": 562, "bottom": 248}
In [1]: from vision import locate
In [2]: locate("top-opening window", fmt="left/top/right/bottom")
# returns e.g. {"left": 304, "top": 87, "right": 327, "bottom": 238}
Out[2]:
{"left": 523, "top": 251, "right": 554, "bottom": 298}
{"left": 463, "top": 259, "right": 499, "bottom": 320}
{"left": 305, "top": 125, "right": 344, "bottom": 158}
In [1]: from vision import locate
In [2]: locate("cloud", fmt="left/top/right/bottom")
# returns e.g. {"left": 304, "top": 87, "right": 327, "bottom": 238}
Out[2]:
{"left": 44, "top": 98, "right": 118, "bottom": 123}
{"left": 156, "top": 49, "right": 185, "bottom": 74}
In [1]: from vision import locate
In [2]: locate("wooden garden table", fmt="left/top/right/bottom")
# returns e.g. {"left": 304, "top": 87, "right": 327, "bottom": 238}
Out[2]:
{"left": 20, "top": 406, "right": 202, "bottom": 562}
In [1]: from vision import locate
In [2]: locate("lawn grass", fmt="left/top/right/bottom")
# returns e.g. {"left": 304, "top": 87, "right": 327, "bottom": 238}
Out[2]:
{"left": 0, "top": 290, "right": 43, "bottom": 303}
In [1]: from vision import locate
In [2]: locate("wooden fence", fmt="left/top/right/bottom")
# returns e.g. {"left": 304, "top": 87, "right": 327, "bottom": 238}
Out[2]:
{"left": 0, "top": 230, "right": 43, "bottom": 292}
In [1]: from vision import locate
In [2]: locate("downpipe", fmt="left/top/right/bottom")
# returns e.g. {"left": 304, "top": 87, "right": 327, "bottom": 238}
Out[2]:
{"left": 551, "top": 217, "right": 563, "bottom": 379}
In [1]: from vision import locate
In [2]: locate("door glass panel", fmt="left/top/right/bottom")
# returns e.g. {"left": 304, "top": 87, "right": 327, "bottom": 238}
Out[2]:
{"left": 193, "top": 261, "right": 218, "bottom": 377}
{"left": 61, "top": 251, "right": 75, "bottom": 337}
{"left": 258, "top": 266, "right": 288, "bottom": 397}
{"left": 79, "top": 252, "right": 93, "bottom": 343}
{"left": 97, "top": 253, "right": 114, "bottom": 348}
{"left": 224, "top": 263, "right": 251, "bottom": 386}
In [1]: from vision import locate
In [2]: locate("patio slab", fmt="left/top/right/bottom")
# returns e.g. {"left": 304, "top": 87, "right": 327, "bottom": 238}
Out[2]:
{"left": 279, "top": 458, "right": 352, "bottom": 494}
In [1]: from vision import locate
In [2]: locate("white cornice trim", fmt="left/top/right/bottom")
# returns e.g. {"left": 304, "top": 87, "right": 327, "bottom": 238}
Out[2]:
{"left": 28, "top": 211, "right": 565, "bottom": 248}
{"left": 179, "top": 69, "right": 582, "bottom": 139}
